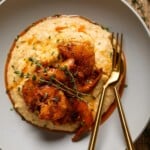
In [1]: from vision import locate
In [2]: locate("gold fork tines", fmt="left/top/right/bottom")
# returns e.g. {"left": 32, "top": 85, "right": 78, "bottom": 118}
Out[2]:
{"left": 88, "top": 33, "right": 123, "bottom": 150}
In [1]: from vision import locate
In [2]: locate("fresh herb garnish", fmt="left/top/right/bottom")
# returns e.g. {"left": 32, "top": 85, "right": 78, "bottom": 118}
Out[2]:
{"left": 32, "top": 75, "right": 37, "bottom": 81}
{"left": 14, "top": 70, "right": 30, "bottom": 78}
{"left": 28, "top": 57, "right": 42, "bottom": 67}
{"left": 10, "top": 108, "right": 13, "bottom": 111}
{"left": 124, "top": 84, "right": 128, "bottom": 88}
{"left": 11, "top": 60, "right": 95, "bottom": 102}
{"left": 60, "top": 66, "right": 77, "bottom": 90}
{"left": 39, "top": 76, "right": 95, "bottom": 101}
{"left": 12, "top": 66, "right": 30, "bottom": 78}
{"left": 14, "top": 70, "right": 24, "bottom": 78}
{"left": 101, "top": 25, "right": 109, "bottom": 31}
{"left": 17, "top": 87, "right": 21, "bottom": 92}
{"left": 51, "top": 51, "right": 55, "bottom": 56}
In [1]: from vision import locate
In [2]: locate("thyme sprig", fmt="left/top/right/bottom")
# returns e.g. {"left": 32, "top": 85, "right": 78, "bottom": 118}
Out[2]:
{"left": 12, "top": 58, "right": 96, "bottom": 101}
{"left": 39, "top": 76, "right": 95, "bottom": 101}
{"left": 53, "top": 77, "right": 93, "bottom": 98}
{"left": 39, "top": 77, "right": 84, "bottom": 100}
{"left": 60, "top": 66, "right": 77, "bottom": 90}
{"left": 59, "top": 66, "right": 95, "bottom": 99}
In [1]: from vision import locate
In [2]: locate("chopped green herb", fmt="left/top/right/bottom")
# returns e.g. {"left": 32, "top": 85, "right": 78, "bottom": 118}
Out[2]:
{"left": 10, "top": 108, "right": 13, "bottom": 111}
{"left": 124, "top": 84, "right": 128, "bottom": 88}
{"left": 28, "top": 57, "right": 42, "bottom": 67}
{"left": 43, "top": 67, "right": 48, "bottom": 73}
{"left": 6, "top": 89, "right": 9, "bottom": 93}
{"left": 32, "top": 75, "right": 37, "bottom": 81}
{"left": 110, "top": 52, "right": 113, "bottom": 58}
{"left": 56, "top": 39, "right": 60, "bottom": 43}
{"left": 12, "top": 64, "right": 30, "bottom": 79}
{"left": 25, "top": 73, "right": 30, "bottom": 78}
{"left": 17, "top": 87, "right": 21, "bottom": 92}
{"left": 14, "top": 70, "right": 24, "bottom": 78}
{"left": 51, "top": 51, "right": 55, "bottom": 56}
{"left": 11, "top": 65, "right": 15, "bottom": 69}
{"left": 101, "top": 25, "right": 109, "bottom": 31}
{"left": 48, "top": 36, "right": 51, "bottom": 39}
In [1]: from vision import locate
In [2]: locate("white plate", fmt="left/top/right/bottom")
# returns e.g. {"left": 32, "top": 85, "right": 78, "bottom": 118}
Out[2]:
{"left": 0, "top": 0, "right": 150, "bottom": 150}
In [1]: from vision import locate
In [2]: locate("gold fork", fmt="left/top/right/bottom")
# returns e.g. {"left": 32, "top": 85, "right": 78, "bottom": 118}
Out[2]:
{"left": 88, "top": 33, "right": 123, "bottom": 150}
{"left": 88, "top": 33, "right": 134, "bottom": 150}
{"left": 113, "top": 38, "right": 135, "bottom": 149}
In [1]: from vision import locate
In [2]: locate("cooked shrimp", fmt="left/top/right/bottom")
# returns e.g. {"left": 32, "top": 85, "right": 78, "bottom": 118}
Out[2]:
{"left": 54, "top": 58, "right": 75, "bottom": 70}
{"left": 22, "top": 79, "right": 39, "bottom": 108}
{"left": 38, "top": 86, "right": 70, "bottom": 121}
{"left": 58, "top": 41, "right": 95, "bottom": 76}
{"left": 72, "top": 100, "right": 94, "bottom": 141}
{"left": 22, "top": 80, "right": 71, "bottom": 121}
{"left": 76, "top": 69, "right": 102, "bottom": 93}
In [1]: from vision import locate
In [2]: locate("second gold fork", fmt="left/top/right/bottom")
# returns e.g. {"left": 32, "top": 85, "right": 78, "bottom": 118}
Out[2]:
{"left": 113, "top": 34, "right": 135, "bottom": 150}
{"left": 88, "top": 33, "right": 124, "bottom": 150}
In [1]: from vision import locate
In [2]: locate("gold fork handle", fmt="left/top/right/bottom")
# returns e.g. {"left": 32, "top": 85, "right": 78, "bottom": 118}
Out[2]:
{"left": 114, "top": 86, "right": 135, "bottom": 150}
{"left": 88, "top": 86, "right": 106, "bottom": 150}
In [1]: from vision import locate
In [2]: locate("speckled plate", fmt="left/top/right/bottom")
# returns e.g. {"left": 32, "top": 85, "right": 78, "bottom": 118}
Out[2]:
{"left": 0, "top": 0, "right": 150, "bottom": 150}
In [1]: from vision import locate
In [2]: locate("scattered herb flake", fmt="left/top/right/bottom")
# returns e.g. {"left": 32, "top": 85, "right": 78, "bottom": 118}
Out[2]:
{"left": 32, "top": 75, "right": 37, "bottom": 81}
{"left": 6, "top": 89, "right": 9, "bottom": 93}
{"left": 17, "top": 87, "right": 21, "bottom": 92}
{"left": 10, "top": 108, "right": 14, "bottom": 111}
{"left": 28, "top": 57, "right": 42, "bottom": 67}
{"left": 25, "top": 73, "right": 30, "bottom": 78}
{"left": 124, "top": 84, "right": 128, "bottom": 88}
{"left": 14, "top": 70, "right": 24, "bottom": 78}
{"left": 101, "top": 25, "right": 109, "bottom": 31}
